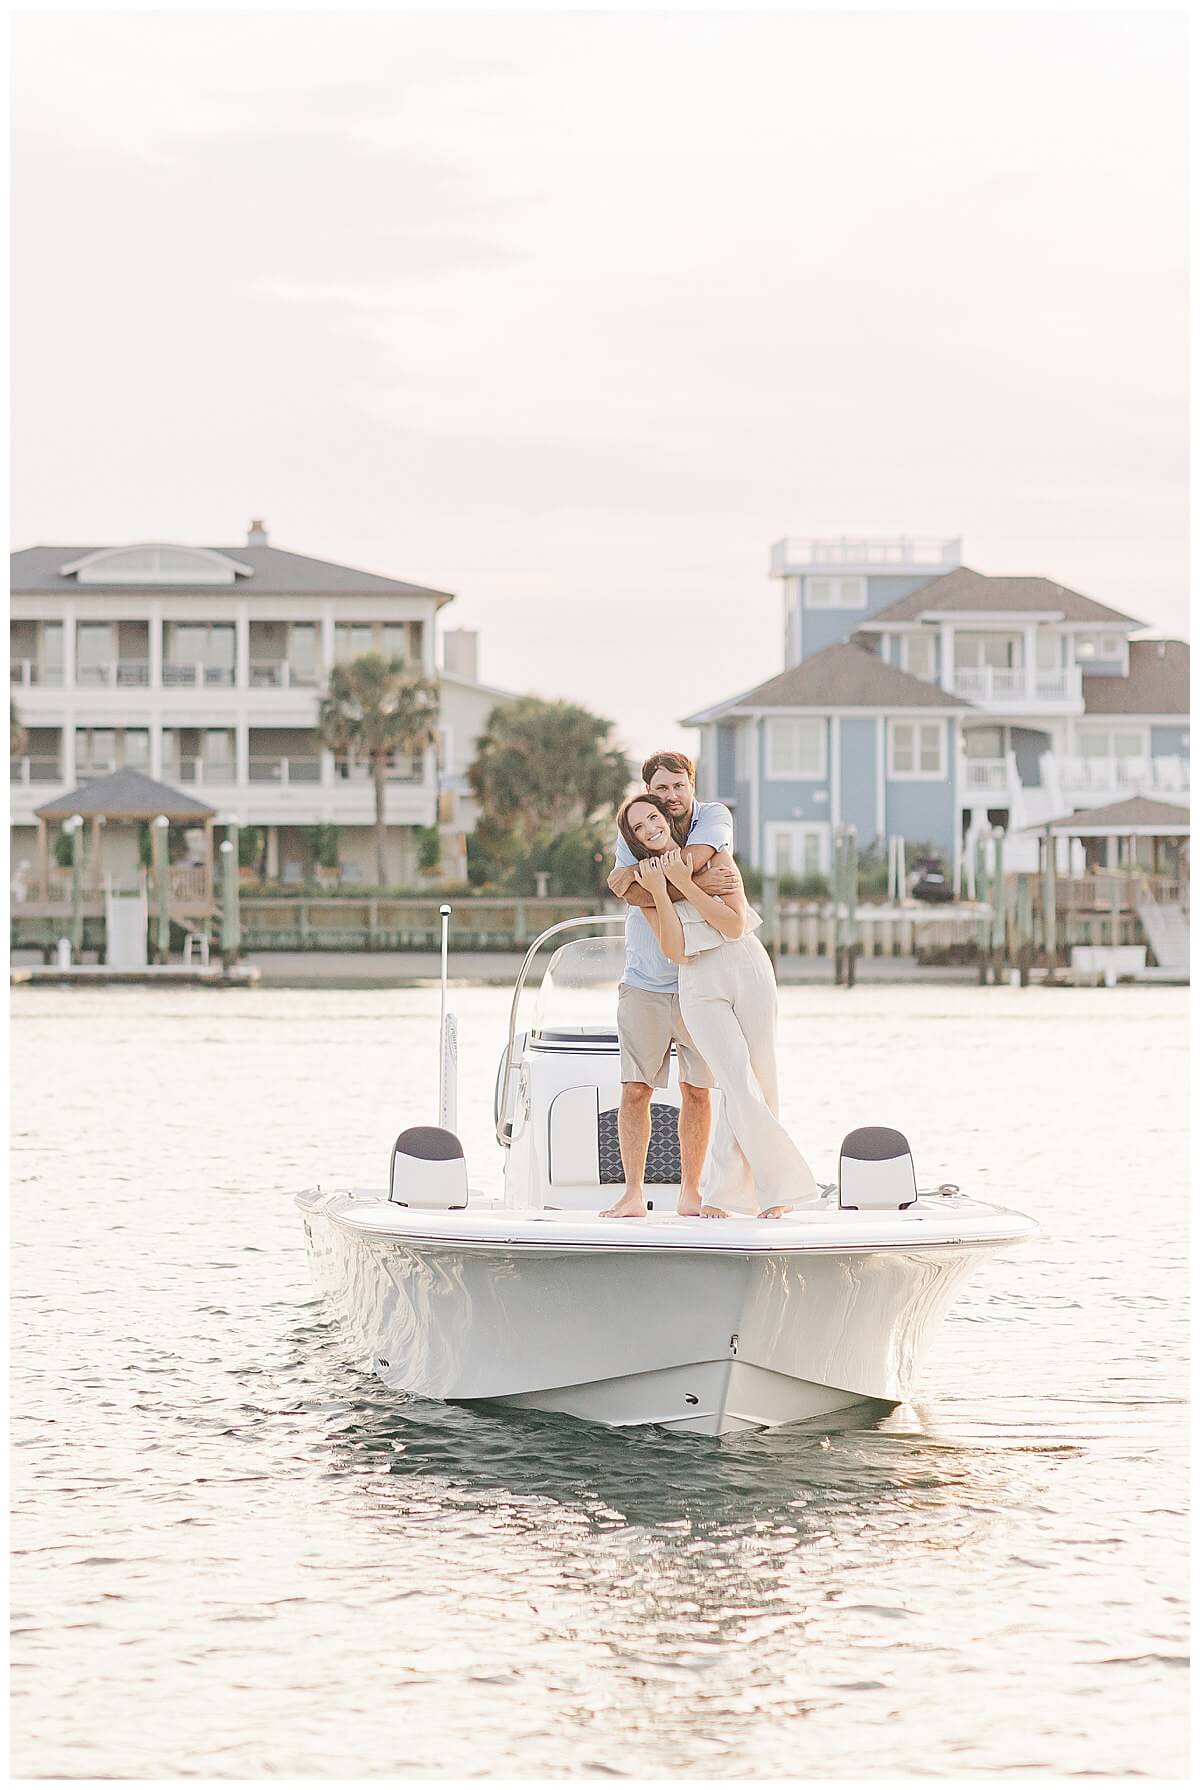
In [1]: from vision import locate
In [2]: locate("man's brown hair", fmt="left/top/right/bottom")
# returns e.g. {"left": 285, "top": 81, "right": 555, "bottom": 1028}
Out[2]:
{"left": 641, "top": 749, "right": 696, "bottom": 787}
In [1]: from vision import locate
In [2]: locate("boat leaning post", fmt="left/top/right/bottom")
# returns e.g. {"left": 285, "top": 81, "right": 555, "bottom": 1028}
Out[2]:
{"left": 494, "top": 913, "right": 624, "bottom": 1146}
{"left": 153, "top": 814, "right": 171, "bottom": 964}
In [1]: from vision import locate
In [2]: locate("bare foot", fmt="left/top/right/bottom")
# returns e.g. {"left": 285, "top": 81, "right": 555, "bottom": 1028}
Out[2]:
{"left": 600, "top": 1191, "right": 647, "bottom": 1218}
{"left": 758, "top": 1204, "right": 794, "bottom": 1220}
{"left": 677, "top": 1190, "right": 703, "bottom": 1217}
{"left": 700, "top": 1204, "right": 730, "bottom": 1219}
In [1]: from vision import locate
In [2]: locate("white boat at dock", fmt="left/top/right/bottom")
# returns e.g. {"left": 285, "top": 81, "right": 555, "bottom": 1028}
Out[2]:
{"left": 299, "top": 914, "right": 1038, "bottom": 1437}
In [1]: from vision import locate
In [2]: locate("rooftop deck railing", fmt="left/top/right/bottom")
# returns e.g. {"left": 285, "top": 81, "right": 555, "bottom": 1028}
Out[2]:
{"left": 1057, "top": 755, "right": 1190, "bottom": 794}
{"left": 248, "top": 755, "right": 323, "bottom": 785}
{"left": 771, "top": 535, "right": 961, "bottom": 574}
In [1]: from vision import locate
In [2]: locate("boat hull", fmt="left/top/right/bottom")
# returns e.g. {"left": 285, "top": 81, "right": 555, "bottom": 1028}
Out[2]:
{"left": 301, "top": 1202, "right": 983, "bottom": 1436}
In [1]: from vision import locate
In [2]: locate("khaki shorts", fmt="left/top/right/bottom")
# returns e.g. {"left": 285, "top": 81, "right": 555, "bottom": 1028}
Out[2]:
{"left": 617, "top": 982, "right": 715, "bottom": 1089}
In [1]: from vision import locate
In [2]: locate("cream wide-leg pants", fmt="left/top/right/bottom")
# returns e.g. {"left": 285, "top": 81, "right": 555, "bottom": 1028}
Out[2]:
{"left": 678, "top": 932, "right": 818, "bottom": 1215}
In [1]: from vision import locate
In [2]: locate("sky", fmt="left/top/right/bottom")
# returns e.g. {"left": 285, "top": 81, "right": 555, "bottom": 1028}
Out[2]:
{"left": 10, "top": 7, "right": 1189, "bottom": 760}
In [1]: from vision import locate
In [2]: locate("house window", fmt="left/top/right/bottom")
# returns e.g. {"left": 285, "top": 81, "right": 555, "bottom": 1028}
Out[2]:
{"left": 903, "top": 633, "right": 936, "bottom": 681}
{"left": 1036, "top": 633, "right": 1060, "bottom": 670}
{"left": 123, "top": 730, "right": 150, "bottom": 770}
{"left": 889, "top": 719, "right": 945, "bottom": 779}
{"left": 806, "top": 576, "right": 867, "bottom": 609}
{"left": 1079, "top": 729, "right": 1144, "bottom": 759}
{"left": 734, "top": 723, "right": 753, "bottom": 782}
{"left": 963, "top": 727, "right": 1004, "bottom": 759}
{"left": 765, "top": 718, "right": 826, "bottom": 779}
{"left": 334, "top": 623, "right": 375, "bottom": 661}
{"left": 954, "top": 633, "right": 1022, "bottom": 670}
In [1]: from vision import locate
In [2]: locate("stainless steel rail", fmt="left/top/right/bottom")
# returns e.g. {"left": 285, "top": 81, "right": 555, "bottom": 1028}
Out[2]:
{"left": 494, "top": 913, "right": 625, "bottom": 1146}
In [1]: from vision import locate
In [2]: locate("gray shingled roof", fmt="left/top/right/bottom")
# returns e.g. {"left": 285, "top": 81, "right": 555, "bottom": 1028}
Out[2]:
{"left": 684, "top": 642, "right": 973, "bottom": 721}
{"left": 10, "top": 543, "right": 454, "bottom": 602}
{"left": 1037, "top": 795, "right": 1191, "bottom": 835}
{"left": 1082, "top": 638, "right": 1190, "bottom": 715}
{"left": 860, "top": 565, "right": 1144, "bottom": 629}
{"left": 35, "top": 768, "right": 216, "bottom": 821}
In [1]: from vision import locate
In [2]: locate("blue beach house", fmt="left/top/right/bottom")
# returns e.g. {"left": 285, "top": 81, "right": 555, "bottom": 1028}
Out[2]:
{"left": 684, "top": 535, "right": 1190, "bottom": 882}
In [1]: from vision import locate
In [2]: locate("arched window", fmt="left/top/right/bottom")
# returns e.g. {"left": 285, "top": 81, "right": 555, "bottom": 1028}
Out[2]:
{"left": 60, "top": 545, "right": 252, "bottom": 585}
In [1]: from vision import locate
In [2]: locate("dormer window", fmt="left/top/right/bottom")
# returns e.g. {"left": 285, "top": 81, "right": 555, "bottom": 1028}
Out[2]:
{"left": 1075, "top": 632, "right": 1122, "bottom": 662}
{"left": 60, "top": 545, "right": 252, "bottom": 585}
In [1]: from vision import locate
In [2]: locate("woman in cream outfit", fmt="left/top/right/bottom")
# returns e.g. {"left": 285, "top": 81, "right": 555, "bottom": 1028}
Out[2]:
{"left": 616, "top": 793, "right": 818, "bottom": 1219}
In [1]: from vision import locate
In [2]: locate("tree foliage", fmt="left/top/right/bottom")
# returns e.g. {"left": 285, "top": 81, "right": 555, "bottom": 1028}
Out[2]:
{"left": 318, "top": 654, "right": 440, "bottom": 886}
{"left": 468, "top": 698, "right": 631, "bottom": 841}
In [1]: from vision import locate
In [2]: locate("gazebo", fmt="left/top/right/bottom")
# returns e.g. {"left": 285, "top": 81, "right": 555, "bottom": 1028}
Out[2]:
{"left": 31, "top": 769, "right": 218, "bottom": 905}
{"left": 1033, "top": 794, "right": 1190, "bottom": 876}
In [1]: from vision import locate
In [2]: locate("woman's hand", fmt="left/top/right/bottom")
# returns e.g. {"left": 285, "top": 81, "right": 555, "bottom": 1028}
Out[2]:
{"left": 660, "top": 848, "right": 694, "bottom": 891}
{"left": 635, "top": 856, "right": 668, "bottom": 896}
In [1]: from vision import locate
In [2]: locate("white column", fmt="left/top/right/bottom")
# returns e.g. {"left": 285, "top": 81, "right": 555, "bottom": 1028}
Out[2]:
{"left": 940, "top": 624, "right": 955, "bottom": 693}
{"left": 235, "top": 601, "right": 250, "bottom": 691}
{"left": 63, "top": 599, "right": 77, "bottom": 687}
{"left": 149, "top": 601, "right": 163, "bottom": 686}
{"left": 236, "top": 721, "right": 250, "bottom": 786}
{"left": 321, "top": 605, "right": 335, "bottom": 682}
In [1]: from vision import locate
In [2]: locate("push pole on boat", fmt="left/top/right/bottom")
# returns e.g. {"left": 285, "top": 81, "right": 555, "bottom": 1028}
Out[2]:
{"left": 437, "top": 904, "right": 457, "bottom": 1130}
{"left": 219, "top": 825, "right": 240, "bottom": 970}
{"left": 1042, "top": 823, "right": 1059, "bottom": 985}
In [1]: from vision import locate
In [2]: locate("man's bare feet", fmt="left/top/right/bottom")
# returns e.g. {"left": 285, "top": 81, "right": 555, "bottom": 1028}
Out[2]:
{"left": 677, "top": 1190, "right": 703, "bottom": 1217}
{"left": 758, "top": 1204, "right": 794, "bottom": 1220}
{"left": 700, "top": 1204, "right": 730, "bottom": 1219}
{"left": 600, "top": 1190, "right": 647, "bottom": 1218}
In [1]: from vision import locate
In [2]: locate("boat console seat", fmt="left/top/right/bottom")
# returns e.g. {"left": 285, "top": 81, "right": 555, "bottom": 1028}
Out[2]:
{"left": 548, "top": 1086, "right": 683, "bottom": 1191}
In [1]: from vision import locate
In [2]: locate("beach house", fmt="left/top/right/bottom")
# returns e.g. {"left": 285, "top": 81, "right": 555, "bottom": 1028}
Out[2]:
{"left": 10, "top": 526, "right": 517, "bottom": 887}
{"left": 685, "top": 536, "right": 1190, "bottom": 881}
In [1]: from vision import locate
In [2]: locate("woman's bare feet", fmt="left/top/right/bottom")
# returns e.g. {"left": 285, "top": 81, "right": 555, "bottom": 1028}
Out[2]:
{"left": 600, "top": 1190, "right": 648, "bottom": 1218}
{"left": 677, "top": 1190, "right": 703, "bottom": 1217}
{"left": 700, "top": 1204, "right": 730, "bottom": 1219}
{"left": 758, "top": 1204, "right": 794, "bottom": 1220}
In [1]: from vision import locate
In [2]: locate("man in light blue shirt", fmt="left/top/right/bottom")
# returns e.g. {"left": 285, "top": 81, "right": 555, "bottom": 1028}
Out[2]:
{"left": 602, "top": 749, "right": 737, "bottom": 1218}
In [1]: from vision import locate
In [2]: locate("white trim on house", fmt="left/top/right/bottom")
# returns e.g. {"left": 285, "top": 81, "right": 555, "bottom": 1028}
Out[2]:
{"left": 888, "top": 718, "right": 947, "bottom": 780}
{"left": 764, "top": 716, "right": 827, "bottom": 780}
{"left": 681, "top": 700, "right": 968, "bottom": 725}
{"left": 830, "top": 717, "right": 841, "bottom": 823}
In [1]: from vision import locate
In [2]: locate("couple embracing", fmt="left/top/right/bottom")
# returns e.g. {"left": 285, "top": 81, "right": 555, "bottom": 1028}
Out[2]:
{"left": 601, "top": 750, "right": 818, "bottom": 1221}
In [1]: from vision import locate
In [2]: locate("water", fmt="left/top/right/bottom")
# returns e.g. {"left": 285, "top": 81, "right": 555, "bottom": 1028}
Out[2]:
{"left": 10, "top": 983, "right": 1188, "bottom": 1777}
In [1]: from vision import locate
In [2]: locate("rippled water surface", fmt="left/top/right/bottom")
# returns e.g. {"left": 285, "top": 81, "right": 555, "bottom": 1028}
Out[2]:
{"left": 10, "top": 982, "right": 1189, "bottom": 1777}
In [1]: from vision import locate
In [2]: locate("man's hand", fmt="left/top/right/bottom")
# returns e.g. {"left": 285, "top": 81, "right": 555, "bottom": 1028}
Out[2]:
{"left": 693, "top": 860, "right": 739, "bottom": 897}
{"left": 607, "top": 864, "right": 638, "bottom": 900}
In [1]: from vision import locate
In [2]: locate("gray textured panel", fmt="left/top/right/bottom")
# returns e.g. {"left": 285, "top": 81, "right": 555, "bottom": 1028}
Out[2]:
{"left": 597, "top": 1105, "right": 682, "bottom": 1185}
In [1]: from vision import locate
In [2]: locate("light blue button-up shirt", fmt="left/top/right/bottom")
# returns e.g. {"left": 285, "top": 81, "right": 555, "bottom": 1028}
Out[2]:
{"left": 615, "top": 800, "right": 734, "bottom": 992}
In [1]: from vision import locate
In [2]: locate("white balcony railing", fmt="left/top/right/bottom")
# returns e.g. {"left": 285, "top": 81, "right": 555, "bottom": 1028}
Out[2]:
{"left": 248, "top": 755, "right": 322, "bottom": 785}
{"left": 9, "top": 756, "right": 63, "bottom": 785}
{"left": 949, "top": 665, "right": 1083, "bottom": 705}
{"left": 248, "top": 659, "right": 320, "bottom": 689}
{"left": 162, "top": 663, "right": 236, "bottom": 688}
{"left": 334, "top": 756, "right": 424, "bottom": 785}
{"left": 1057, "top": 755, "right": 1191, "bottom": 795}
{"left": 962, "top": 757, "right": 1011, "bottom": 791}
{"left": 164, "top": 758, "right": 237, "bottom": 786}
{"left": 10, "top": 660, "right": 64, "bottom": 687}
{"left": 75, "top": 659, "right": 152, "bottom": 687}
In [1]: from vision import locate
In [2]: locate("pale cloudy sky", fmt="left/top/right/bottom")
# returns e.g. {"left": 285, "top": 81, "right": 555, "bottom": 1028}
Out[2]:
{"left": 11, "top": 6, "right": 1188, "bottom": 758}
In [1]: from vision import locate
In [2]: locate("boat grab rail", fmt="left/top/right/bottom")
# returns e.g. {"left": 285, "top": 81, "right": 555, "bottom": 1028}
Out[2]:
{"left": 495, "top": 913, "right": 626, "bottom": 1147}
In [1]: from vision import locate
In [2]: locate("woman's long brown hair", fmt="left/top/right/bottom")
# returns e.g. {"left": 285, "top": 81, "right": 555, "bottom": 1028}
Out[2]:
{"left": 616, "top": 792, "right": 688, "bottom": 862}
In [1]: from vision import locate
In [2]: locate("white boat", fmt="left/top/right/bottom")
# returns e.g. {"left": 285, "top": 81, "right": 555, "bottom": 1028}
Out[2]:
{"left": 298, "top": 914, "right": 1038, "bottom": 1437}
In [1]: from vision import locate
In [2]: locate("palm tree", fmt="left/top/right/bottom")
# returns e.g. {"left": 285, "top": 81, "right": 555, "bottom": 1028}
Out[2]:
{"left": 318, "top": 654, "right": 440, "bottom": 886}
{"left": 11, "top": 698, "right": 27, "bottom": 761}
